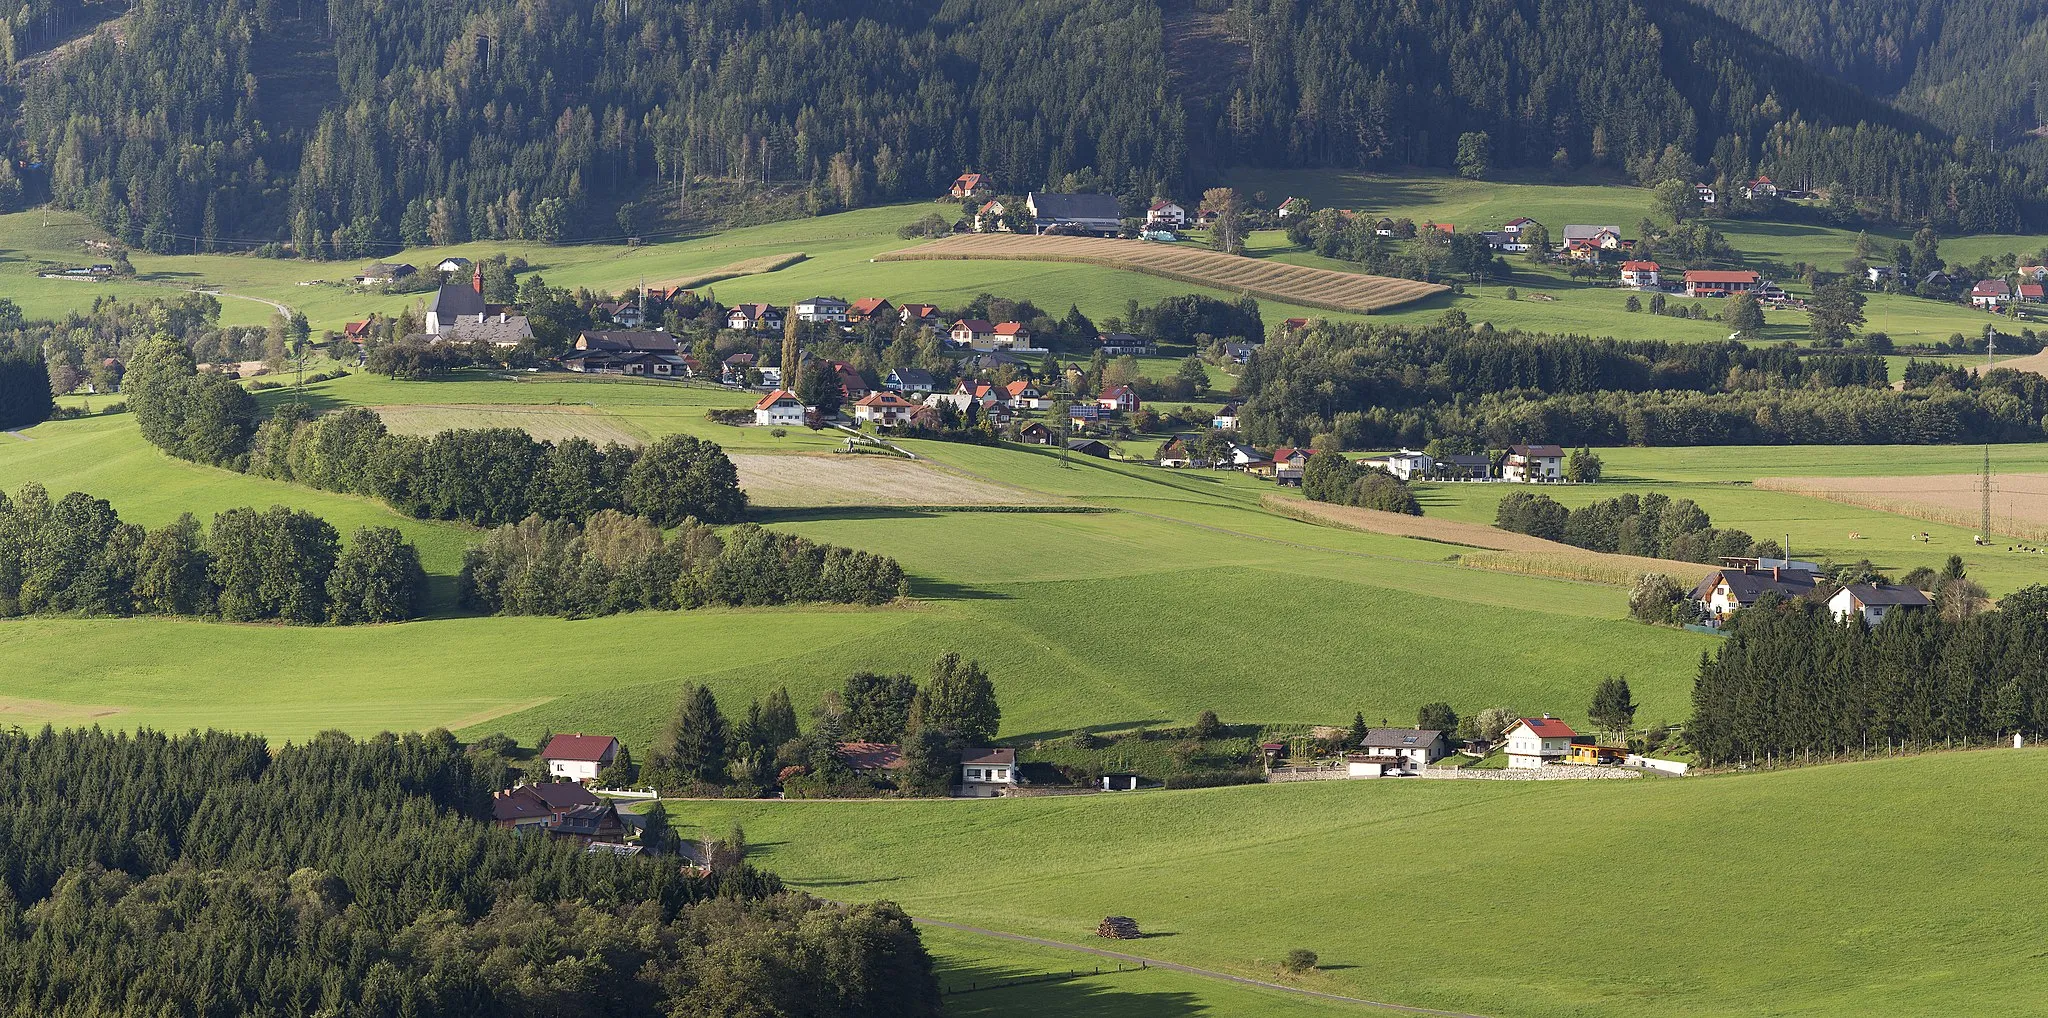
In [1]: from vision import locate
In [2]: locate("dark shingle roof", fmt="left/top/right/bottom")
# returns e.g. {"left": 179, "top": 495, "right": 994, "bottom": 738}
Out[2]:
{"left": 1360, "top": 728, "right": 1445, "bottom": 749}
{"left": 427, "top": 284, "right": 485, "bottom": 318}
{"left": 1842, "top": 583, "right": 1932, "bottom": 607}
{"left": 1693, "top": 568, "right": 1819, "bottom": 603}
{"left": 1031, "top": 192, "right": 1121, "bottom": 222}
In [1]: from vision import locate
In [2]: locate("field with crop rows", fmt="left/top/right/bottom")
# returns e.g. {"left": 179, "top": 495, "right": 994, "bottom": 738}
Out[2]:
{"left": 876, "top": 234, "right": 1447, "bottom": 313}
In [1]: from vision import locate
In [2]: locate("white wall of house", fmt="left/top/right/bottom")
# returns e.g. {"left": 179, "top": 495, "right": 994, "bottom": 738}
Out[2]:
{"left": 548, "top": 759, "right": 602, "bottom": 782}
{"left": 755, "top": 404, "right": 805, "bottom": 426}
{"left": 1504, "top": 726, "right": 1570, "bottom": 769}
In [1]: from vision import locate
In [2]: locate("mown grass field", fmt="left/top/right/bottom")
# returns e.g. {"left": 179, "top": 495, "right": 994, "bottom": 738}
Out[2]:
{"left": 674, "top": 749, "right": 2048, "bottom": 1018}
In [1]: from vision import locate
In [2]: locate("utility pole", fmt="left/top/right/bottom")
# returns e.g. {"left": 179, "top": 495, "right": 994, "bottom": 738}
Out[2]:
{"left": 1978, "top": 445, "right": 1993, "bottom": 546}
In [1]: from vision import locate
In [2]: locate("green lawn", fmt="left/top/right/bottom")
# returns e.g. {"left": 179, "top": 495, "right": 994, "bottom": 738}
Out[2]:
{"left": 675, "top": 748, "right": 2048, "bottom": 1018}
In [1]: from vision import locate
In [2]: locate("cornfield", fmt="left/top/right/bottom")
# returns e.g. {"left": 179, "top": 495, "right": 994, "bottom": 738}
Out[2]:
{"left": 1460, "top": 551, "right": 1686, "bottom": 588}
{"left": 876, "top": 235, "right": 1446, "bottom": 314}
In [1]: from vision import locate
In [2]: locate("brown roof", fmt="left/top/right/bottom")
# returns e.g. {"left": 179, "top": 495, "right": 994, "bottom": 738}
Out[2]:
{"left": 1683, "top": 270, "right": 1760, "bottom": 284}
{"left": 961, "top": 747, "right": 1016, "bottom": 766}
{"left": 952, "top": 318, "right": 995, "bottom": 334}
{"left": 836, "top": 741, "right": 905, "bottom": 771}
{"left": 540, "top": 734, "right": 618, "bottom": 762}
{"left": 755, "top": 389, "right": 801, "bottom": 410}
{"left": 491, "top": 782, "right": 598, "bottom": 822}
{"left": 850, "top": 297, "right": 894, "bottom": 316}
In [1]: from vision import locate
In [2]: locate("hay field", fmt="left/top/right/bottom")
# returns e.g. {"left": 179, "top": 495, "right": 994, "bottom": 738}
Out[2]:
{"left": 875, "top": 234, "right": 1447, "bottom": 314}
{"left": 1983, "top": 349, "right": 2048, "bottom": 379}
{"left": 648, "top": 251, "right": 806, "bottom": 291}
{"left": 371, "top": 403, "right": 648, "bottom": 446}
{"left": 732, "top": 453, "right": 1040, "bottom": 507}
{"left": 1756, "top": 473, "right": 2048, "bottom": 541}
{"left": 1268, "top": 495, "right": 1702, "bottom": 583}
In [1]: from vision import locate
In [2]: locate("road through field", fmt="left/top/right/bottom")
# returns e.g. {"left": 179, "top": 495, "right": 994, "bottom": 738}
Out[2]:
{"left": 911, "top": 917, "right": 1492, "bottom": 1017}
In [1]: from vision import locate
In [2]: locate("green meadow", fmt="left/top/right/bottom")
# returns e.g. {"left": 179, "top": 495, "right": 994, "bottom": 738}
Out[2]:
{"left": 675, "top": 748, "right": 2048, "bottom": 1018}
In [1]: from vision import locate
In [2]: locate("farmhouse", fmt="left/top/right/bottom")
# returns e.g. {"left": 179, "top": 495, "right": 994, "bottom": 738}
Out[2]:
{"left": 491, "top": 782, "right": 600, "bottom": 829}
{"left": 1562, "top": 225, "right": 1622, "bottom": 250}
{"left": 435, "top": 256, "right": 472, "bottom": 273}
{"left": 2021, "top": 283, "right": 2046, "bottom": 303}
{"left": 974, "top": 200, "right": 1009, "bottom": 232}
{"left": 726, "top": 303, "right": 784, "bottom": 332}
{"left": 885, "top": 367, "right": 936, "bottom": 394}
{"left": 1829, "top": 583, "right": 1932, "bottom": 627}
{"left": 1026, "top": 192, "right": 1122, "bottom": 236}
{"left": 1270, "top": 446, "right": 1315, "bottom": 485}
{"left": 565, "top": 332, "right": 686, "bottom": 375}
{"left": 852, "top": 390, "right": 917, "bottom": 427}
{"left": 1620, "top": 260, "right": 1661, "bottom": 290}
{"left": 949, "top": 172, "right": 990, "bottom": 199}
{"left": 1355, "top": 728, "right": 1451, "bottom": 773}
{"left": 356, "top": 261, "right": 416, "bottom": 285}
{"left": 1692, "top": 563, "right": 1821, "bottom": 622}
{"left": 1503, "top": 717, "right": 1576, "bottom": 769}
{"left": 753, "top": 389, "right": 807, "bottom": 427}
{"left": 1695, "top": 184, "right": 1717, "bottom": 204}
{"left": 540, "top": 734, "right": 620, "bottom": 783}
{"left": 1501, "top": 444, "right": 1564, "bottom": 482}
{"left": 1970, "top": 280, "right": 2011, "bottom": 308}
{"left": 545, "top": 800, "right": 627, "bottom": 846}
{"left": 1684, "top": 269, "right": 1761, "bottom": 298}
{"left": 959, "top": 748, "right": 1018, "bottom": 797}
{"left": 1146, "top": 200, "right": 1186, "bottom": 227}
{"left": 794, "top": 296, "right": 850, "bottom": 322}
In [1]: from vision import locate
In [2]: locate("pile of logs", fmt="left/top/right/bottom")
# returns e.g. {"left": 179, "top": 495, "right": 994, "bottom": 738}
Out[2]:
{"left": 1096, "top": 916, "right": 1141, "bottom": 940}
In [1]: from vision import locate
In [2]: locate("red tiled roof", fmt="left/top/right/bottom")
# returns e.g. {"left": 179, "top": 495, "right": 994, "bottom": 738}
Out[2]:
{"left": 755, "top": 389, "right": 800, "bottom": 410}
{"left": 541, "top": 734, "right": 618, "bottom": 763}
{"left": 993, "top": 321, "right": 1028, "bottom": 336}
{"left": 1005, "top": 380, "right": 1036, "bottom": 397}
{"left": 1516, "top": 717, "right": 1577, "bottom": 739}
{"left": 850, "top": 297, "right": 893, "bottom": 316}
{"left": 901, "top": 303, "right": 939, "bottom": 320}
{"left": 1149, "top": 200, "right": 1181, "bottom": 212}
{"left": 2021, "top": 284, "right": 2044, "bottom": 298}
{"left": 1621, "top": 261, "right": 1659, "bottom": 271}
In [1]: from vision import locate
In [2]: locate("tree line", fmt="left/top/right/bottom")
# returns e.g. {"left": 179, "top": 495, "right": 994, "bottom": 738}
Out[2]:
{"left": 459, "top": 513, "right": 908, "bottom": 617}
{"left": 1690, "top": 587, "right": 2048, "bottom": 765}
{"left": 0, "top": 726, "right": 941, "bottom": 1016}
{"left": 0, "top": 483, "right": 424, "bottom": 624}
{"left": 1495, "top": 490, "right": 1771, "bottom": 564}
{"left": 1301, "top": 450, "right": 1421, "bottom": 515}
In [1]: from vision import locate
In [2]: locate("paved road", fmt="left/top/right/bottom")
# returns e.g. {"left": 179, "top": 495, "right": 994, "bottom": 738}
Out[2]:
{"left": 912, "top": 916, "right": 1492, "bottom": 1017}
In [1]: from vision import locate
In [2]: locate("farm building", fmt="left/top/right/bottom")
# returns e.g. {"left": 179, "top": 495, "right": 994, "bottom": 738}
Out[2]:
{"left": 1501, "top": 444, "right": 1564, "bottom": 482}
{"left": 565, "top": 332, "right": 686, "bottom": 375}
{"left": 1269, "top": 447, "right": 1315, "bottom": 485}
{"left": 959, "top": 748, "right": 1018, "bottom": 797}
{"left": 1828, "top": 583, "right": 1932, "bottom": 628}
{"left": 1503, "top": 718, "right": 1576, "bottom": 769}
{"left": 1684, "top": 269, "right": 1761, "bottom": 298}
{"left": 540, "top": 734, "right": 620, "bottom": 783}
{"left": 1017, "top": 422, "right": 1055, "bottom": 445}
{"left": 1564, "top": 742, "right": 1628, "bottom": 765}
{"left": 356, "top": 261, "right": 416, "bottom": 285}
{"left": 1562, "top": 225, "right": 1622, "bottom": 250}
{"left": 1026, "top": 192, "right": 1122, "bottom": 235}
{"left": 1065, "top": 438, "right": 1112, "bottom": 458}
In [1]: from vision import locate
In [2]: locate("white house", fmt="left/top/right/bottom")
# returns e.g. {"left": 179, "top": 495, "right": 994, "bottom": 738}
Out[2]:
{"left": 1212, "top": 403, "right": 1240, "bottom": 430}
{"left": 1377, "top": 449, "right": 1433, "bottom": 481}
{"left": 541, "top": 734, "right": 620, "bottom": 783}
{"left": 1354, "top": 728, "right": 1450, "bottom": 774}
{"left": 852, "top": 390, "right": 916, "bottom": 427}
{"left": 1694, "top": 184, "right": 1717, "bottom": 205}
{"left": 958, "top": 748, "right": 1018, "bottom": 797}
{"left": 753, "top": 390, "right": 806, "bottom": 427}
{"left": 794, "top": 296, "right": 850, "bottom": 323}
{"left": 1146, "top": 200, "right": 1186, "bottom": 227}
{"left": 1829, "top": 583, "right": 1932, "bottom": 628}
{"left": 1502, "top": 444, "right": 1564, "bottom": 482}
{"left": 1689, "top": 562, "right": 1821, "bottom": 622}
{"left": 1970, "top": 280, "right": 2012, "bottom": 308}
{"left": 1503, "top": 717, "right": 1575, "bottom": 769}
{"left": 1562, "top": 225, "right": 1623, "bottom": 250}
{"left": 1741, "top": 175, "right": 1779, "bottom": 200}
{"left": 1620, "top": 260, "right": 1661, "bottom": 290}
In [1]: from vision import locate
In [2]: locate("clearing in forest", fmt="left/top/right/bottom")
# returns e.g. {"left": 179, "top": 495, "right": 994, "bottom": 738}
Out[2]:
{"left": 875, "top": 234, "right": 1447, "bottom": 314}
{"left": 1269, "top": 495, "right": 1705, "bottom": 585}
{"left": 732, "top": 453, "right": 1040, "bottom": 507}
{"left": 371, "top": 404, "right": 647, "bottom": 446}
{"left": 1756, "top": 473, "right": 2048, "bottom": 542}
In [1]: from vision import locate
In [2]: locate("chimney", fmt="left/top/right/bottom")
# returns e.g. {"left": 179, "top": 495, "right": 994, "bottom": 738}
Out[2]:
{"left": 472, "top": 264, "right": 484, "bottom": 295}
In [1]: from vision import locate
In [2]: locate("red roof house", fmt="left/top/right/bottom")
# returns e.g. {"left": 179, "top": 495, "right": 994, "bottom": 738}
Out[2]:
{"left": 540, "top": 734, "right": 620, "bottom": 783}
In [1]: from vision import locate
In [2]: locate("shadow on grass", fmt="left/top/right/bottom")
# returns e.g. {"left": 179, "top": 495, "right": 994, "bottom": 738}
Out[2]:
{"left": 936, "top": 956, "right": 1199, "bottom": 1017}
{"left": 253, "top": 384, "right": 349, "bottom": 417}
{"left": 1002, "top": 720, "right": 1175, "bottom": 744}
{"left": 907, "top": 577, "right": 1012, "bottom": 601}
{"left": 750, "top": 506, "right": 952, "bottom": 524}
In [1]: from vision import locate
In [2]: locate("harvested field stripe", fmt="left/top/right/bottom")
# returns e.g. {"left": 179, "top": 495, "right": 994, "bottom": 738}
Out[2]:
{"left": 876, "top": 235, "right": 1446, "bottom": 314}
{"left": 649, "top": 251, "right": 806, "bottom": 291}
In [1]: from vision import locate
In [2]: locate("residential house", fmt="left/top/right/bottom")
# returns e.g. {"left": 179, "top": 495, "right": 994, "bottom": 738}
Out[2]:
{"left": 1691, "top": 563, "right": 1821, "bottom": 622}
{"left": 1683, "top": 270, "right": 1762, "bottom": 298}
{"left": 1422, "top": 222, "right": 1453, "bottom": 235}
{"left": 1271, "top": 446, "right": 1315, "bottom": 485}
{"left": 435, "top": 256, "right": 472, "bottom": 274}
{"left": 1146, "top": 200, "right": 1186, "bottom": 227}
{"left": 720, "top": 353, "right": 757, "bottom": 384}
{"left": 599, "top": 301, "right": 645, "bottom": 328}
{"left": 1026, "top": 192, "right": 1122, "bottom": 236}
{"left": 1433, "top": 453, "right": 1494, "bottom": 481}
{"left": 1155, "top": 434, "right": 1206, "bottom": 468}
{"left": 1501, "top": 444, "right": 1564, "bottom": 482}
{"left": 852, "top": 390, "right": 917, "bottom": 427}
{"left": 964, "top": 350, "right": 1032, "bottom": 373}
{"left": 836, "top": 741, "right": 906, "bottom": 777}
{"left": 899, "top": 303, "right": 942, "bottom": 329}
{"left": 1065, "top": 438, "right": 1112, "bottom": 458}
{"left": 1741, "top": 176, "right": 1779, "bottom": 200}
{"left": 2022, "top": 283, "right": 2046, "bottom": 304}
{"left": 1866, "top": 265, "right": 1896, "bottom": 285}
{"left": 1371, "top": 449, "right": 1433, "bottom": 482}
{"left": 974, "top": 200, "right": 1009, "bottom": 232}
{"left": 1479, "top": 230, "right": 1512, "bottom": 251}
{"left": 885, "top": 367, "right": 936, "bottom": 394}
{"left": 725, "top": 303, "right": 784, "bottom": 332}
{"left": 1222, "top": 341, "right": 1260, "bottom": 363}
{"left": 1498, "top": 217, "right": 1538, "bottom": 251}
{"left": 540, "top": 734, "right": 620, "bottom": 783}
{"left": 826, "top": 361, "right": 870, "bottom": 400}
{"left": 848, "top": 297, "right": 895, "bottom": 323}
{"left": 1017, "top": 422, "right": 1056, "bottom": 445}
{"left": 1503, "top": 717, "right": 1576, "bottom": 769}
{"left": 1280, "top": 317, "right": 1312, "bottom": 334}
{"left": 1970, "top": 279, "right": 2012, "bottom": 308}
{"left": 1694, "top": 184, "right": 1717, "bottom": 205}
{"left": 1829, "top": 583, "right": 1932, "bottom": 627}
{"left": 1562, "top": 225, "right": 1623, "bottom": 252}
{"left": 949, "top": 318, "right": 996, "bottom": 347}
{"left": 356, "top": 261, "right": 416, "bottom": 285}
{"left": 1355, "top": 728, "right": 1451, "bottom": 773}
{"left": 1373, "top": 217, "right": 1396, "bottom": 237}
{"left": 1276, "top": 197, "right": 1306, "bottom": 218}
{"left": 546, "top": 800, "right": 627, "bottom": 846}
{"left": 989, "top": 321, "right": 1033, "bottom": 350}
{"left": 1098, "top": 332, "right": 1153, "bottom": 355}
{"left": 1212, "top": 403, "right": 1241, "bottom": 430}
{"left": 794, "top": 296, "right": 850, "bottom": 323}
{"left": 1097, "top": 384, "right": 1140, "bottom": 415}
{"left": 753, "top": 390, "right": 807, "bottom": 427}
{"left": 959, "top": 748, "right": 1018, "bottom": 797}
{"left": 1620, "top": 260, "right": 1661, "bottom": 290}
{"left": 949, "top": 172, "right": 991, "bottom": 199}
{"left": 1005, "top": 380, "right": 1046, "bottom": 409}
{"left": 565, "top": 332, "right": 686, "bottom": 375}
{"left": 759, "top": 366, "right": 785, "bottom": 390}
{"left": 1066, "top": 405, "right": 1106, "bottom": 430}
{"left": 491, "top": 782, "right": 599, "bottom": 830}
{"left": 342, "top": 320, "right": 372, "bottom": 344}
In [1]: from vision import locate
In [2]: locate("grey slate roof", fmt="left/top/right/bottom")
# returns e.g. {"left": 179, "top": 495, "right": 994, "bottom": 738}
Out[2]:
{"left": 440, "top": 316, "right": 532, "bottom": 346}
{"left": 1843, "top": 583, "right": 1932, "bottom": 607}
{"left": 1030, "top": 192, "right": 1121, "bottom": 222}
{"left": 1693, "top": 568, "right": 1820, "bottom": 603}
{"left": 1360, "top": 728, "right": 1445, "bottom": 750}
{"left": 427, "top": 284, "right": 486, "bottom": 318}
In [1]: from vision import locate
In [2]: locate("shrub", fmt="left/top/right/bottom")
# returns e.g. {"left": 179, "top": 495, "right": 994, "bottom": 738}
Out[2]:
{"left": 1193, "top": 710, "right": 1224, "bottom": 738}
{"left": 1282, "top": 949, "right": 1319, "bottom": 974}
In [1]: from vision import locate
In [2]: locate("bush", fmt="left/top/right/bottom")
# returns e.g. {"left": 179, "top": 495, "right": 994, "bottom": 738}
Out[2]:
{"left": 1282, "top": 949, "right": 1319, "bottom": 974}
{"left": 1193, "top": 710, "right": 1224, "bottom": 738}
{"left": 1629, "top": 572, "right": 1685, "bottom": 624}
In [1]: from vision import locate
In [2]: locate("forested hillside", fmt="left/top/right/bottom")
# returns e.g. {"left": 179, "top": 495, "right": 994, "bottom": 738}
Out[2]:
{"left": 1701, "top": 0, "right": 2048, "bottom": 152}
{"left": 4, "top": 0, "right": 2041, "bottom": 252}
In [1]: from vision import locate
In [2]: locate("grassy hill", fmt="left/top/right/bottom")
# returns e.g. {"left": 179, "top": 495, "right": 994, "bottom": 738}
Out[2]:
{"left": 673, "top": 748, "right": 2048, "bottom": 1018}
